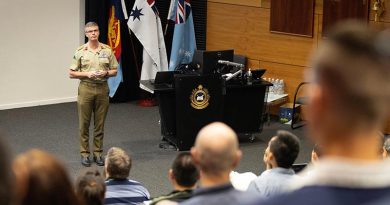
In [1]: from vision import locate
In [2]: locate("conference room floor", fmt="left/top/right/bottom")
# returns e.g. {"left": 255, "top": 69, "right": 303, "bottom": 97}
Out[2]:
{"left": 0, "top": 102, "right": 311, "bottom": 197}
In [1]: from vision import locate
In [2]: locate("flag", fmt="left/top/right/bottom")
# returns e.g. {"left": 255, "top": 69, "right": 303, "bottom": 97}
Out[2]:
{"left": 127, "top": 0, "right": 168, "bottom": 93}
{"left": 107, "top": 0, "right": 125, "bottom": 97}
{"left": 168, "top": 0, "right": 197, "bottom": 71}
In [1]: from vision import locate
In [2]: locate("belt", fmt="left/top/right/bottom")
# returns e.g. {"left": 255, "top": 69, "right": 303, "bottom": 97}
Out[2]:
{"left": 80, "top": 81, "right": 107, "bottom": 87}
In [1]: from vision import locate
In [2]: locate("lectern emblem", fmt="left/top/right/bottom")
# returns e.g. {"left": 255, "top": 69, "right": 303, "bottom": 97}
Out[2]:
{"left": 190, "top": 85, "right": 210, "bottom": 110}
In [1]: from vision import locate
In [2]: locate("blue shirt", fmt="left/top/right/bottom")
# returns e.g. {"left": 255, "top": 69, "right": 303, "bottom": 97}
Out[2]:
{"left": 104, "top": 179, "right": 150, "bottom": 205}
{"left": 246, "top": 186, "right": 390, "bottom": 205}
{"left": 243, "top": 158, "right": 390, "bottom": 205}
{"left": 180, "top": 183, "right": 254, "bottom": 205}
{"left": 247, "top": 167, "right": 295, "bottom": 197}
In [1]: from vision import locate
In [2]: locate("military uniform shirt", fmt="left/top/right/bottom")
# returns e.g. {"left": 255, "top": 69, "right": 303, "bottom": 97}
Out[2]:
{"left": 70, "top": 43, "right": 118, "bottom": 83}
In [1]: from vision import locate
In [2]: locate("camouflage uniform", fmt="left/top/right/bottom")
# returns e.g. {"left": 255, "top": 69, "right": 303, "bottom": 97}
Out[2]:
{"left": 70, "top": 43, "right": 118, "bottom": 158}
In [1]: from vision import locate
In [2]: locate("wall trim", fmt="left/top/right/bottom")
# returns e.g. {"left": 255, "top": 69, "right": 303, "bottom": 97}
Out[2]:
{"left": 0, "top": 97, "right": 77, "bottom": 110}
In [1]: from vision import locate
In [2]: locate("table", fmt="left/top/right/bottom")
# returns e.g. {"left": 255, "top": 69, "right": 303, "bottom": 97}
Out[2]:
{"left": 265, "top": 93, "right": 289, "bottom": 125}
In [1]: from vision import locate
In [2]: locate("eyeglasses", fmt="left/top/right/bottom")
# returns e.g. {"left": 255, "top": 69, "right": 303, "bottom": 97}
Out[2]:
{"left": 85, "top": 29, "right": 99, "bottom": 34}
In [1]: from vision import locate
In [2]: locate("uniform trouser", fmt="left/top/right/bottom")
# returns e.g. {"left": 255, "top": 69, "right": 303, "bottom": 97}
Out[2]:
{"left": 77, "top": 81, "right": 109, "bottom": 158}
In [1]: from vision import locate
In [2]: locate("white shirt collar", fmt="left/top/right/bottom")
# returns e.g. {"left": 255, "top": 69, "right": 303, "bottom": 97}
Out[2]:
{"left": 290, "top": 157, "right": 390, "bottom": 190}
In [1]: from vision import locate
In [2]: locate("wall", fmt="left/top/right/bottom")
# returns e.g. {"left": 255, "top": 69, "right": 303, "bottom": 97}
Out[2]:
{"left": 0, "top": 0, "right": 85, "bottom": 110}
{"left": 206, "top": 0, "right": 390, "bottom": 133}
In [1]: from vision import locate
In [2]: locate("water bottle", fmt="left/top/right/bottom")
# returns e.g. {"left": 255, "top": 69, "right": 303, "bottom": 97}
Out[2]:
{"left": 270, "top": 78, "right": 275, "bottom": 94}
{"left": 275, "top": 79, "right": 280, "bottom": 94}
{"left": 279, "top": 79, "right": 285, "bottom": 94}
{"left": 247, "top": 69, "right": 253, "bottom": 85}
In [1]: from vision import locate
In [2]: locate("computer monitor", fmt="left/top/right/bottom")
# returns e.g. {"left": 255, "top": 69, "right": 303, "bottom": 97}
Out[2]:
{"left": 192, "top": 49, "right": 234, "bottom": 75}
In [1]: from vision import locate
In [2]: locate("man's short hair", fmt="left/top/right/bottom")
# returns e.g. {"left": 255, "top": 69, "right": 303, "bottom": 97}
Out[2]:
{"left": 312, "top": 21, "right": 390, "bottom": 129}
{"left": 270, "top": 130, "right": 300, "bottom": 168}
{"left": 171, "top": 152, "right": 199, "bottom": 187}
{"left": 76, "top": 169, "right": 106, "bottom": 205}
{"left": 106, "top": 147, "right": 132, "bottom": 179}
{"left": 85, "top": 22, "right": 99, "bottom": 30}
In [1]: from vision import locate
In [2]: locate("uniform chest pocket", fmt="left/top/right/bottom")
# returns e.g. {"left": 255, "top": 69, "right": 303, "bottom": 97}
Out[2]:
{"left": 99, "top": 57, "right": 109, "bottom": 64}
{"left": 99, "top": 57, "right": 109, "bottom": 68}
{"left": 81, "top": 58, "right": 90, "bottom": 66}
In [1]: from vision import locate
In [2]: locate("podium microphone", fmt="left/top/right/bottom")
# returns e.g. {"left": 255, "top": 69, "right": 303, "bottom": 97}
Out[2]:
{"left": 217, "top": 60, "right": 245, "bottom": 69}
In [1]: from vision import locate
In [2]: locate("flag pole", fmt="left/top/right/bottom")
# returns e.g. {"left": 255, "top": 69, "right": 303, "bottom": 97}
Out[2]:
{"left": 128, "top": 28, "right": 141, "bottom": 79}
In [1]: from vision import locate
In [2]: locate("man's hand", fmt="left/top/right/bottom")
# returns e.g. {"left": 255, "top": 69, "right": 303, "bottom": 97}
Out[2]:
{"left": 86, "top": 71, "right": 97, "bottom": 79}
{"left": 94, "top": 71, "right": 108, "bottom": 78}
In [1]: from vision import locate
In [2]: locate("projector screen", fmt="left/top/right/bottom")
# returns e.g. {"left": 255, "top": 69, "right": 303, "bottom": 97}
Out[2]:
{"left": 0, "top": 0, "right": 85, "bottom": 110}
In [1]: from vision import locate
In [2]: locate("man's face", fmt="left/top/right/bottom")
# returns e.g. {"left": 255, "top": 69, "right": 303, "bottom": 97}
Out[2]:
{"left": 263, "top": 137, "right": 275, "bottom": 165}
{"left": 85, "top": 26, "right": 99, "bottom": 41}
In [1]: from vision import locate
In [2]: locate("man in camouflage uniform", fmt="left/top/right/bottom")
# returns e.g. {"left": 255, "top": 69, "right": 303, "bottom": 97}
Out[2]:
{"left": 69, "top": 22, "right": 118, "bottom": 167}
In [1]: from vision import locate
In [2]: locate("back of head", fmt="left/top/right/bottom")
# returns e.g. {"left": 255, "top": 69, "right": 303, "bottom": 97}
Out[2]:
{"left": 105, "top": 147, "right": 132, "bottom": 179}
{"left": 0, "top": 133, "right": 13, "bottom": 205}
{"left": 76, "top": 169, "right": 106, "bottom": 205}
{"left": 13, "top": 149, "right": 79, "bottom": 205}
{"left": 270, "top": 131, "right": 300, "bottom": 169}
{"left": 310, "top": 21, "right": 390, "bottom": 132}
{"left": 192, "top": 122, "right": 241, "bottom": 176}
{"left": 171, "top": 152, "right": 199, "bottom": 187}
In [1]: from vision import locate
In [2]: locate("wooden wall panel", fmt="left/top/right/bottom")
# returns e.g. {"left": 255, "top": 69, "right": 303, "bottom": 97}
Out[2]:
{"left": 322, "top": 0, "right": 370, "bottom": 35}
{"left": 208, "top": 0, "right": 261, "bottom": 7}
{"left": 270, "top": 0, "right": 315, "bottom": 37}
{"left": 247, "top": 59, "right": 260, "bottom": 69}
{"left": 207, "top": 2, "right": 318, "bottom": 67}
{"left": 315, "top": 0, "right": 323, "bottom": 14}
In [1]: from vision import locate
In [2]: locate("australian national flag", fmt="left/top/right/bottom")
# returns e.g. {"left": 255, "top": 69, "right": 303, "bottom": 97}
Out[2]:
{"left": 168, "top": 0, "right": 197, "bottom": 71}
{"left": 107, "top": 0, "right": 125, "bottom": 97}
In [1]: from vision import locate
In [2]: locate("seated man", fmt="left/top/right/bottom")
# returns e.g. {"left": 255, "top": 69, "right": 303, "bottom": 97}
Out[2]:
{"left": 179, "top": 122, "right": 252, "bottom": 205}
{"left": 104, "top": 147, "right": 150, "bottom": 205}
{"left": 150, "top": 152, "right": 199, "bottom": 205}
{"left": 247, "top": 130, "right": 300, "bottom": 197}
{"left": 243, "top": 21, "right": 390, "bottom": 205}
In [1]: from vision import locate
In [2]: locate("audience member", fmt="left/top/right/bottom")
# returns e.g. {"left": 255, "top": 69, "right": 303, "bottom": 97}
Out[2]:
{"left": 12, "top": 149, "right": 79, "bottom": 205}
{"left": 382, "top": 137, "right": 390, "bottom": 158}
{"left": 150, "top": 152, "right": 199, "bottom": 205}
{"left": 179, "top": 122, "right": 251, "bottom": 205}
{"left": 0, "top": 133, "right": 13, "bottom": 205}
{"left": 247, "top": 130, "right": 300, "bottom": 197}
{"left": 243, "top": 21, "right": 390, "bottom": 205}
{"left": 76, "top": 169, "right": 106, "bottom": 205}
{"left": 104, "top": 147, "right": 150, "bottom": 205}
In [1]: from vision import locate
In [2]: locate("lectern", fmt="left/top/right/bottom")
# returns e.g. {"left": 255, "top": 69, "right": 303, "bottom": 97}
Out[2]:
{"left": 174, "top": 74, "right": 223, "bottom": 150}
{"left": 142, "top": 73, "right": 271, "bottom": 150}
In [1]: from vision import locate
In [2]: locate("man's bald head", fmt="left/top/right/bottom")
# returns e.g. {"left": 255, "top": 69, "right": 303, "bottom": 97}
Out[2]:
{"left": 191, "top": 122, "right": 241, "bottom": 176}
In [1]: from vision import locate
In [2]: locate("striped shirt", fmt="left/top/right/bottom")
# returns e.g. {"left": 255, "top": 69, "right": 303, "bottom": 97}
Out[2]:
{"left": 105, "top": 179, "right": 150, "bottom": 205}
